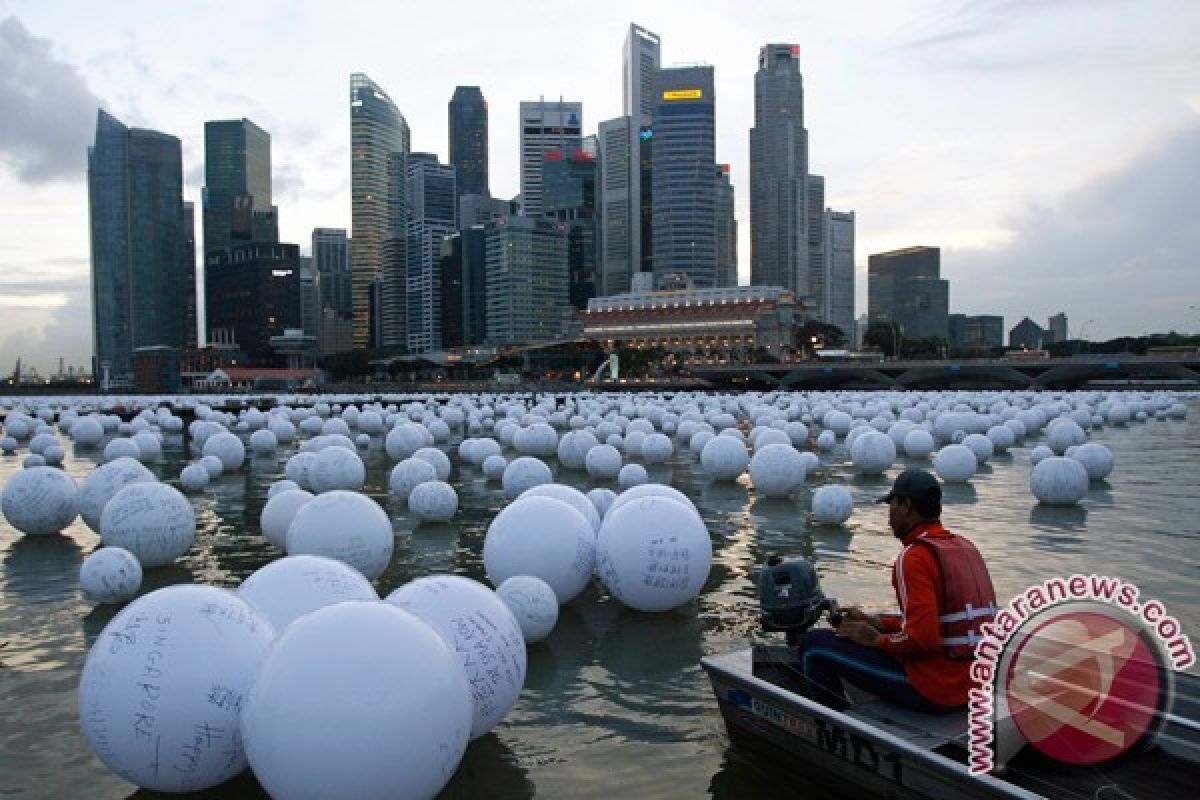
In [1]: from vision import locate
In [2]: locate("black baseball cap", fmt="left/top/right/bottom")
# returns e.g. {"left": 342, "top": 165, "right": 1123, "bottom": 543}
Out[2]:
{"left": 876, "top": 469, "right": 942, "bottom": 504}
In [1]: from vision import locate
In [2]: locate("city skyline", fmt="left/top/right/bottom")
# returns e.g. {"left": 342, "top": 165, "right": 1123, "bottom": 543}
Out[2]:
{"left": 1, "top": 1, "right": 1199, "bottom": 372}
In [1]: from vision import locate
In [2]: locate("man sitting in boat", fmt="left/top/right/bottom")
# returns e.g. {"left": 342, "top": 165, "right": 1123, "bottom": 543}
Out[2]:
{"left": 794, "top": 468, "right": 997, "bottom": 713}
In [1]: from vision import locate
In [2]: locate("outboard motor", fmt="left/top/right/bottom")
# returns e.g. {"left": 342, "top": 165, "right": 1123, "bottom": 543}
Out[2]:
{"left": 758, "top": 554, "right": 838, "bottom": 645}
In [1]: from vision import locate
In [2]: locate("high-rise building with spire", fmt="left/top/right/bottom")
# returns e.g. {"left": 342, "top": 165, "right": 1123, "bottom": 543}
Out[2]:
{"left": 350, "top": 72, "right": 410, "bottom": 348}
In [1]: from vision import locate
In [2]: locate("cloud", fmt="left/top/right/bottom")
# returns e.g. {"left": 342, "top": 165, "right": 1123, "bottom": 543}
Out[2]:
{"left": 0, "top": 16, "right": 104, "bottom": 184}
{"left": 947, "top": 120, "right": 1200, "bottom": 337}
{"left": 274, "top": 163, "right": 305, "bottom": 202}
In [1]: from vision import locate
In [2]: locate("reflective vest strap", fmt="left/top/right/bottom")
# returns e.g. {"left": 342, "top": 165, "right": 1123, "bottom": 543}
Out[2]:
{"left": 939, "top": 603, "right": 997, "bottom": 623}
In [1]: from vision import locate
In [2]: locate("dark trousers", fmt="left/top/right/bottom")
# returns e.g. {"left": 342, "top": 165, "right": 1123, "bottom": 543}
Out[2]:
{"left": 792, "top": 629, "right": 951, "bottom": 714}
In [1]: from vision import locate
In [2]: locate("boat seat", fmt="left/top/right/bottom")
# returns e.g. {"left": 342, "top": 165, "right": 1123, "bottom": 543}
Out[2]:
{"left": 843, "top": 695, "right": 969, "bottom": 751}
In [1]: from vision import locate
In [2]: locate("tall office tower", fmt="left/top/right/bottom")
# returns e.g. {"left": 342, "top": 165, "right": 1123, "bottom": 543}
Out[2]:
{"left": 650, "top": 65, "right": 718, "bottom": 289}
{"left": 1046, "top": 312, "right": 1068, "bottom": 344}
{"left": 351, "top": 72, "right": 410, "bottom": 348}
{"left": 485, "top": 216, "right": 568, "bottom": 344}
{"left": 312, "top": 228, "right": 352, "bottom": 318}
{"left": 459, "top": 193, "right": 513, "bottom": 227}
{"left": 518, "top": 98, "right": 582, "bottom": 217}
{"left": 715, "top": 165, "right": 738, "bottom": 287}
{"left": 181, "top": 201, "right": 198, "bottom": 348}
{"left": 543, "top": 149, "right": 598, "bottom": 309}
{"left": 597, "top": 115, "right": 632, "bottom": 295}
{"left": 205, "top": 243, "right": 302, "bottom": 366}
{"left": 822, "top": 209, "right": 855, "bottom": 340}
{"left": 299, "top": 256, "right": 321, "bottom": 347}
{"left": 202, "top": 118, "right": 275, "bottom": 259}
{"left": 750, "top": 44, "right": 810, "bottom": 295}
{"left": 405, "top": 153, "right": 457, "bottom": 353}
{"left": 624, "top": 23, "right": 661, "bottom": 275}
{"left": 88, "top": 110, "right": 190, "bottom": 385}
{"left": 867, "top": 246, "right": 949, "bottom": 341}
{"left": 439, "top": 226, "right": 489, "bottom": 348}
{"left": 806, "top": 174, "right": 826, "bottom": 314}
{"left": 380, "top": 151, "right": 409, "bottom": 349}
{"left": 449, "top": 86, "right": 489, "bottom": 199}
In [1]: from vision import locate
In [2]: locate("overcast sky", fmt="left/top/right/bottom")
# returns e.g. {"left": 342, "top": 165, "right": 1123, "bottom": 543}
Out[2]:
{"left": 1, "top": 0, "right": 1198, "bottom": 374}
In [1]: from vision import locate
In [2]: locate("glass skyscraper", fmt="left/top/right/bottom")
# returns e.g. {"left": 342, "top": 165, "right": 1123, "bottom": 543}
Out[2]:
{"left": 88, "top": 110, "right": 191, "bottom": 385}
{"left": 449, "top": 86, "right": 489, "bottom": 199}
{"left": 750, "top": 44, "right": 810, "bottom": 295}
{"left": 650, "top": 65, "right": 717, "bottom": 289}
{"left": 202, "top": 118, "right": 274, "bottom": 258}
{"left": 351, "top": 72, "right": 410, "bottom": 348}
{"left": 405, "top": 153, "right": 456, "bottom": 353}
{"left": 518, "top": 99, "right": 582, "bottom": 217}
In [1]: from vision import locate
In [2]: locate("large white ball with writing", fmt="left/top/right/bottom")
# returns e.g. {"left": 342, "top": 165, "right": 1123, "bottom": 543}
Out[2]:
{"left": 520, "top": 483, "right": 602, "bottom": 532}
{"left": 408, "top": 481, "right": 459, "bottom": 522}
{"left": 241, "top": 601, "right": 470, "bottom": 800}
{"left": 596, "top": 495, "right": 712, "bottom": 612}
{"left": 483, "top": 496, "right": 595, "bottom": 604}
{"left": 286, "top": 491, "right": 394, "bottom": 580}
{"left": 308, "top": 445, "right": 366, "bottom": 493}
{"left": 1031, "top": 456, "right": 1090, "bottom": 505}
{"left": 850, "top": 431, "right": 896, "bottom": 475}
{"left": 700, "top": 435, "right": 749, "bottom": 481}
{"left": 903, "top": 429, "right": 936, "bottom": 459}
{"left": 387, "top": 575, "right": 526, "bottom": 740}
{"left": 78, "top": 457, "right": 155, "bottom": 533}
{"left": 495, "top": 575, "right": 559, "bottom": 643}
{"left": 100, "top": 483, "right": 195, "bottom": 567}
{"left": 202, "top": 431, "right": 245, "bottom": 471}
{"left": 748, "top": 443, "right": 806, "bottom": 498}
{"left": 811, "top": 485, "right": 854, "bottom": 525}
{"left": 502, "top": 456, "right": 553, "bottom": 499}
{"left": 259, "top": 489, "right": 314, "bottom": 549}
{"left": 1047, "top": 419, "right": 1087, "bottom": 455}
{"left": 78, "top": 585, "right": 275, "bottom": 793}
{"left": 584, "top": 444, "right": 623, "bottom": 480}
{"left": 933, "top": 444, "right": 977, "bottom": 483}
{"left": 1070, "top": 442, "right": 1115, "bottom": 482}
{"left": 238, "top": 554, "right": 378, "bottom": 631}
{"left": 641, "top": 433, "right": 673, "bottom": 464}
{"left": 1, "top": 466, "right": 79, "bottom": 535}
{"left": 79, "top": 546, "right": 143, "bottom": 604}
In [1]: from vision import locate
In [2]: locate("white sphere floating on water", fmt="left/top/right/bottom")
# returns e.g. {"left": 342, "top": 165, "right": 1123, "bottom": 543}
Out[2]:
{"left": 641, "top": 433, "right": 674, "bottom": 464}
{"left": 986, "top": 425, "right": 1016, "bottom": 453}
{"left": 202, "top": 431, "right": 245, "bottom": 471}
{"left": 1030, "top": 444, "right": 1054, "bottom": 465}
{"left": 797, "top": 450, "right": 820, "bottom": 474}
{"left": 700, "top": 435, "right": 748, "bottom": 481}
{"left": 1070, "top": 442, "right": 1114, "bottom": 482}
{"left": 42, "top": 444, "right": 65, "bottom": 466}
{"left": 482, "top": 454, "right": 508, "bottom": 481}
{"left": 618, "top": 463, "right": 649, "bottom": 490}
{"left": 1031, "top": 456, "right": 1090, "bottom": 505}
{"left": 408, "top": 480, "right": 459, "bottom": 522}
{"left": 585, "top": 444, "right": 623, "bottom": 481}
{"left": 79, "top": 546, "right": 142, "bottom": 604}
{"left": 71, "top": 417, "right": 105, "bottom": 448}
{"left": 962, "top": 433, "right": 995, "bottom": 465}
{"left": 199, "top": 454, "right": 225, "bottom": 479}
{"left": 413, "top": 446, "right": 452, "bottom": 481}
{"left": 260, "top": 489, "right": 314, "bottom": 549}
{"left": 0, "top": 466, "right": 79, "bottom": 536}
{"left": 1, "top": 435, "right": 17, "bottom": 454}
{"left": 286, "top": 491, "right": 394, "bottom": 580}
{"left": 933, "top": 444, "right": 977, "bottom": 483}
{"left": 850, "top": 431, "right": 896, "bottom": 475}
{"left": 903, "top": 428, "right": 936, "bottom": 459}
{"left": 596, "top": 495, "right": 712, "bottom": 612}
{"left": 387, "top": 575, "right": 526, "bottom": 739}
{"left": 179, "top": 463, "right": 210, "bottom": 492}
{"left": 131, "top": 431, "right": 161, "bottom": 463}
{"left": 502, "top": 456, "right": 553, "bottom": 498}
{"left": 811, "top": 485, "right": 854, "bottom": 525}
{"left": 749, "top": 443, "right": 806, "bottom": 498}
{"left": 77, "top": 457, "right": 155, "bottom": 533}
{"left": 823, "top": 410, "right": 853, "bottom": 436}
{"left": 496, "top": 575, "right": 559, "bottom": 643}
{"left": 483, "top": 496, "right": 596, "bottom": 604}
{"left": 249, "top": 428, "right": 278, "bottom": 454}
{"left": 103, "top": 437, "right": 141, "bottom": 463}
{"left": 1046, "top": 419, "right": 1087, "bottom": 455}
{"left": 79, "top": 585, "right": 275, "bottom": 793}
{"left": 241, "top": 601, "right": 470, "bottom": 800}
{"left": 389, "top": 457, "right": 437, "bottom": 501}
{"left": 100, "top": 482, "right": 195, "bottom": 567}
{"left": 557, "top": 430, "right": 598, "bottom": 471}
{"left": 308, "top": 445, "right": 366, "bottom": 493}
{"left": 521, "top": 483, "right": 602, "bottom": 532}
{"left": 385, "top": 422, "right": 428, "bottom": 460}
{"left": 816, "top": 430, "right": 837, "bottom": 451}
{"left": 238, "top": 554, "right": 378, "bottom": 631}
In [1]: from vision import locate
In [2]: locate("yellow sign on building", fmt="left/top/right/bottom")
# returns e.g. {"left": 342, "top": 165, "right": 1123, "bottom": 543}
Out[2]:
{"left": 662, "top": 89, "right": 703, "bottom": 101}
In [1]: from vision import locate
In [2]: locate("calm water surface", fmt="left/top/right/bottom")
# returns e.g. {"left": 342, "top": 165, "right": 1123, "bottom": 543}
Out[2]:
{"left": 1, "top": 398, "right": 1198, "bottom": 799}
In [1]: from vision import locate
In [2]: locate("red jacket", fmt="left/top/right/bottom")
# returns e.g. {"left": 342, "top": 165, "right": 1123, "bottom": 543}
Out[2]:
{"left": 875, "top": 521, "right": 995, "bottom": 708}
